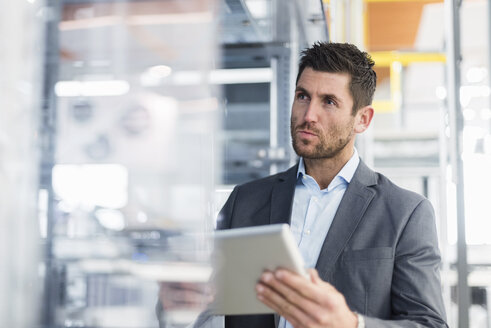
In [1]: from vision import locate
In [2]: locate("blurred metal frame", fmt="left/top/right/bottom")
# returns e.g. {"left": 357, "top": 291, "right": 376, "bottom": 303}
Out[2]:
{"left": 445, "top": 0, "right": 470, "bottom": 326}
{"left": 39, "top": 0, "right": 62, "bottom": 326}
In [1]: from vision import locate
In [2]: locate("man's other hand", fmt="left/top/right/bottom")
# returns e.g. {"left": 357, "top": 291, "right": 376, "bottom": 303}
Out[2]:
{"left": 256, "top": 268, "right": 358, "bottom": 328}
{"left": 158, "top": 282, "right": 212, "bottom": 311}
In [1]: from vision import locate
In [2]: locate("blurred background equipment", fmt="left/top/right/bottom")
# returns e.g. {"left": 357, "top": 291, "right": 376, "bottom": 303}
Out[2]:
{"left": 42, "top": 0, "right": 220, "bottom": 327}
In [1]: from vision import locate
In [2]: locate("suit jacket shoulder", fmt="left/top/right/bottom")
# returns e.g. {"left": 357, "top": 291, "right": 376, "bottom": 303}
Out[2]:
{"left": 217, "top": 165, "right": 298, "bottom": 230}
{"left": 345, "top": 160, "right": 430, "bottom": 236}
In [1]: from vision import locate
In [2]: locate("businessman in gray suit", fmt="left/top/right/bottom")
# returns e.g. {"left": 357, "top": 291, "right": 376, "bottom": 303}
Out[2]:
{"left": 215, "top": 42, "right": 448, "bottom": 328}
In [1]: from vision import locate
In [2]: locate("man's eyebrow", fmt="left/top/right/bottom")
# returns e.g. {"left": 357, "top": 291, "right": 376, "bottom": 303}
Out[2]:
{"left": 295, "top": 86, "right": 309, "bottom": 94}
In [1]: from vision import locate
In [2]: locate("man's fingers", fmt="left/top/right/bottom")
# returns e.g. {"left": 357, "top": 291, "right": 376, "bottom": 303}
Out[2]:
{"left": 256, "top": 282, "right": 314, "bottom": 328}
{"left": 159, "top": 282, "right": 212, "bottom": 310}
{"left": 257, "top": 270, "right": 356, "bottom": 328}
{"left": 274, "top": 269, "right": 330, "bottom": 304}
{"left": 259, "top": 272, "right": 331, "bottom": 324}
{"left": 260, "top": 272, "right": 307, "bottom": 305}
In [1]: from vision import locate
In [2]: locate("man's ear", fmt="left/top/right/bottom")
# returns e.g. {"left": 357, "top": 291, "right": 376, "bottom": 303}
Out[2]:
{"left": 354, "top": 105, "right": 374, "bottom": 133}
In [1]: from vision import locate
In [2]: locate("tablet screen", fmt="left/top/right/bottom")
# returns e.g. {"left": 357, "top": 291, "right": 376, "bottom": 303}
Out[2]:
{"left": 211, "top": 224, "right": 306, "bottom": 315}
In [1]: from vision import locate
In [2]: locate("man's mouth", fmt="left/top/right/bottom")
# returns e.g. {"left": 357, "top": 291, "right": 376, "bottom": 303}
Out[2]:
{"left": 297, "top": 129, "right": 317, "bottom": 137}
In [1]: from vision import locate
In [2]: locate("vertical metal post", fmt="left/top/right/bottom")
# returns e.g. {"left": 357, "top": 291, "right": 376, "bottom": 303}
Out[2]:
{"left": 445, "top": 0, "right": 470, "bottom": 326}
{"left": 487, "top": 0, "right": 491, "bottom": 323}
{"left": 270, "top": 0, "right": 292, "bottom": 174}
{"left": 289, "top": 19, "right": 300, "bottom": 167}
{"left": 487, "top": 287, "right": 491, "bottom": 328}
{"left": 40, "top": 0, "right": 61, "bottom": 326}
{"left": 270, "top": 56, "right": 279, "bottom": 174}
{"left": 438, "top": 104, "right": 453, "bottom": 322}
{"left": 270, "top": 0, "right": 281, "bottom": 176}
{"left": 277, "top": 49, "right": 294, "bottom": 171}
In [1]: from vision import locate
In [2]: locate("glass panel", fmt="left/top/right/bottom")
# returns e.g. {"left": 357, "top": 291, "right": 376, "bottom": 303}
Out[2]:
{"left": 28, "top": 1, "right": 330, "bottom": 327}
{"left": 0, "top": 1, "right": 43, "bottom": 327}
{"left": 45, "top": 1, "right": 219, "bottom": 327}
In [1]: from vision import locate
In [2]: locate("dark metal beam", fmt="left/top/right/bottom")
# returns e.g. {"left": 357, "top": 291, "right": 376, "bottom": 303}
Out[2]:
{"left": 39, "top": 0, "right": 61, "bottom": 327}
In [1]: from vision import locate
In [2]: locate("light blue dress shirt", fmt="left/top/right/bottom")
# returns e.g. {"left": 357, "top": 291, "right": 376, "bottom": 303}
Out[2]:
{"left": 278, "top": 149, "right": 360, "bottom": 328}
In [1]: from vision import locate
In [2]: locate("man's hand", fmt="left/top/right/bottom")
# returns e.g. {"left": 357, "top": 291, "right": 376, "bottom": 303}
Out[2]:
{"left": 256, "top": 268, "right": 358, "bottom": 328}
{"left": 158, "top": 282, "right": 212, "bottom": 311}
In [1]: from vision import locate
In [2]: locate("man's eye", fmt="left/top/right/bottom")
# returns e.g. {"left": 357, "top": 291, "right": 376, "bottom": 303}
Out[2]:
{"left": 325, "top": 98, "right": 335, "bottom": 106}
{"left": 297, "top": 94, "right": 308, "bottom": 100}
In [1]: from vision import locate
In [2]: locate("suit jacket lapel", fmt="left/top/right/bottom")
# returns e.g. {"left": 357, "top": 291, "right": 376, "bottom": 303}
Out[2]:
{"left": 269, "top": 165, "right": 298, "bottom": 226}
{"left": 315, "top": 160, "right": 378, "bottom": 281}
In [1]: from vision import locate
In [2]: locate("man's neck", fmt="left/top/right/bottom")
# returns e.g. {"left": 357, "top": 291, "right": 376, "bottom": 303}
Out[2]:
{"left": 303, "top": 147, "right": 354, "bottom": 190}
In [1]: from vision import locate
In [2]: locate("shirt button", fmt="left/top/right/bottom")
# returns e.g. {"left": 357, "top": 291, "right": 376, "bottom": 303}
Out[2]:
{"left": 312, "top": 197, "right": 318, "bottom": 202}
{"left": 305, "top": 229, "right": 311, "bottom": 235}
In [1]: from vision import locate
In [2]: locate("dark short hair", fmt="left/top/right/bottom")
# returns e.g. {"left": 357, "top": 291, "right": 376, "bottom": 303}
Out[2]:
{"left": 296, "top": 42, "right": 377, "bottom": 114}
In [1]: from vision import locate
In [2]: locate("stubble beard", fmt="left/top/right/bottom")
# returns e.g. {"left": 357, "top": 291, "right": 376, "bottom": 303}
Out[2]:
{"left": 290, "top": 117, "right": 355, "bottom": 160}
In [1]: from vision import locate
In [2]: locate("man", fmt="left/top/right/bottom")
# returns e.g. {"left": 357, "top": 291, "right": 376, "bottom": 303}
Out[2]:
{"left": 216, "top": 42, "right": 448, "bottom": 328}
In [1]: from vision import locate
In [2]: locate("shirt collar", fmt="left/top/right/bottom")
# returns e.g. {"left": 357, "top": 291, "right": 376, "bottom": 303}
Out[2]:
{"left": 297, "top": 148, "right": 360, "bottom": 184}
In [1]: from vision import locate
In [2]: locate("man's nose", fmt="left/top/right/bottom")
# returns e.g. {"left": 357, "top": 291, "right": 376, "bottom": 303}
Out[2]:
{"left": 303, "top": 101, "right": 320, "bottom": 123}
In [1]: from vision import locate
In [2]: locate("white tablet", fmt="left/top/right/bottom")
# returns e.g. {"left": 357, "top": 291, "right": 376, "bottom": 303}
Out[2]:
{"left": 210, "top": 224, "right": 307, "bottom": 315}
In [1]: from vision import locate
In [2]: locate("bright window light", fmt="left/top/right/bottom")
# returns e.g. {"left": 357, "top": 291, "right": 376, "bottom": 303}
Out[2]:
{"left": 95, "top": 208, "right": 125, "bottom": 231}
{"left": 463, "top": 154, "right": 491, "bottom": 244}
{"left": 209, "top": 68, "right": 272, "bottom": 84}
{"left": 244, "top": 0, "right": 270, "bottom": 19}
{"left": 38, "top": 189, "right": 48, "bottom": 238}
{"left": 462, "top": 108, "right": 476, "bottom": 121}
{"left": 137, "top": 211, "right": 148, "bottom": 223}
{"left": 481, "top": 108, "right": 491, "bottom": 120}
{"left": 466, "top": 67, "right": 487, "bottom": 83}
{"left": 148, "top": 65, "right": 172, "bottom": 77}
{"left": 140, "top": 65, "right": 172, "bottom": 86}
{"left": 463, "top": 126, "right": 487, "bottom": 154}
{"left": 55, "top": 80, "right": 130, "bottom": 97}
{"left": 159, "top": 68, "right": 273, "bottom": 86}
{"left": 172, "top": 71, "right": 202, "bottom": 85}
{"left": 460, "top": 85, "right": 491, "bottom": 107}
{"left": 435, "top": 86, "right": 447, "bottom": 100}
{"left": 52, "top": 164, "right": 128, "bottom": 209}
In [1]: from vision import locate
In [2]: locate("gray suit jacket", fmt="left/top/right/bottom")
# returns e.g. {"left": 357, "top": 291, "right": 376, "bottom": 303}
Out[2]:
{"left": 217, "top": 160, "right": 448, "bottom": 328}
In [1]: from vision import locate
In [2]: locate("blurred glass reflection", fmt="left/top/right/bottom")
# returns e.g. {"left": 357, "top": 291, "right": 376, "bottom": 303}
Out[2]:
{"left": 46, "top": 0, "right": 219, "bottom": 327}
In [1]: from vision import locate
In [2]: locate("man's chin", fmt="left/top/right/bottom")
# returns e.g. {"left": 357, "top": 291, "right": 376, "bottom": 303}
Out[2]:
{"left": 293, "top": 147, "right": 318, "bottom": 159}
{"left": 294, "top": 146, "right": 338, "bottom": 160}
